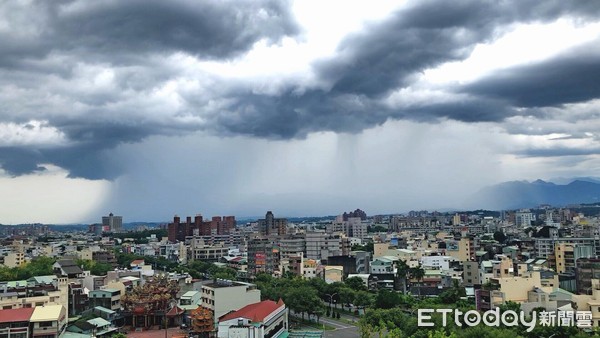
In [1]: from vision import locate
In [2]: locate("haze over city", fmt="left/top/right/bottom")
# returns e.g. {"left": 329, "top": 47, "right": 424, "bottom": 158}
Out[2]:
{"left": 2, "top": 0, "right": 600, "bottom": 223}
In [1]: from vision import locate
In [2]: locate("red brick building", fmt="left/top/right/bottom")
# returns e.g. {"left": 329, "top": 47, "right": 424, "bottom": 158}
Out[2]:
{"left": 168, "top": 215, "right": 236, "bottom": 242}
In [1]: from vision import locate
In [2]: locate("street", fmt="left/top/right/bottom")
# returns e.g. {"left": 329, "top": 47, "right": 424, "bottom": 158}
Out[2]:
{"left": 321, "top": 317, "right": 359, "bottom": 338}
{"left": 289, "top": 310, "right": 360, "bottom": 338}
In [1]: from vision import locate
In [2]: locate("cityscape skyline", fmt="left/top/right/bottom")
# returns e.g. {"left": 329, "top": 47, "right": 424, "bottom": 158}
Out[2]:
{"left": 1, "top": 0, "right": 600, "bottom": 224}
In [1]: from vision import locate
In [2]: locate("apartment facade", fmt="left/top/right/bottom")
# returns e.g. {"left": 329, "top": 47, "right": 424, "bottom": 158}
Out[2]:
{"left": 89, "top": 289, "right": 121, "bottom": 312}
{"left": 200, "top": 280, "right": 261, "bottom": 322}
{"left": 29, "top": 304, "right": 67, "bottom": 338}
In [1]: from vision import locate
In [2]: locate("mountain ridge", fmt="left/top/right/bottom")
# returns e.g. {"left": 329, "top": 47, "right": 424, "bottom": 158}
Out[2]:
{"left": 468, "top": 178, "right": 600, "bottom": 210}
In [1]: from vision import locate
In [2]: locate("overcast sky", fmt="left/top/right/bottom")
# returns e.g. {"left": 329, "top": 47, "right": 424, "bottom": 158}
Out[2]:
{"left": 1, "top": 0, "right": 600, "bottom": 224}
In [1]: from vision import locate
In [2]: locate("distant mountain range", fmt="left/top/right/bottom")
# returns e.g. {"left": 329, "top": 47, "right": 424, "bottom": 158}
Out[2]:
{"left": 468, "top": 178, "right": 600, "bottom": 210}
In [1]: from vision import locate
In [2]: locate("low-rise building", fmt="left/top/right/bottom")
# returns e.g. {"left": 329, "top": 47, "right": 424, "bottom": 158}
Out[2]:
{"left": 217, "top": 299, "right": 288, "bottom": 338}
{"left": 0, "top": 307, "right": 34, "bottom": 338}
{"left": 30, "top": 304, "right": 67, "bottom": 338}
{"left": 3, "top": 252, "right": 25, "bottom": 268}
{"left": 324, "top": 266, "right": 343, "bottom": 284}
{"left": 201, "top": 280, "right": 261, "bottom": 323}
{"left": 89, "top": 289, "right": 121, "bottom": 312}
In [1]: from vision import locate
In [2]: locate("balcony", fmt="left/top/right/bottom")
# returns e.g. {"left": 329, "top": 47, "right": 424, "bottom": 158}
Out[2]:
{"left": 33, "top": 326, "right": 58, "bottom": 335}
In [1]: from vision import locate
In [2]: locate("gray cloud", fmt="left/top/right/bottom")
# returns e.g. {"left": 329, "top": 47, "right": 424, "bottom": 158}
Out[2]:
{"left": 0, "top": 0, "right": 298, "bottom": 177}
{"left": 1, "top": 0, "right": 600, "bottom": 179}
{"left": 461, "top": 43, "right": 600, "bottom": 107}
{"left": 317, "top": 0, "right": 600, "bottom": 98}
{"left": 515, "top": 147, "right": 600, "bottom": 158}
{"left": 215, "top": 89, "right": 386, "bottom": 139}
{"left": 0, "top": 148, "right": 45, "bottom": 175}
{"left": 215, "top": 88, "right": 515, "bottom": 139}
{"left": 0, "top": 0, "right": 299, "bottom": 66}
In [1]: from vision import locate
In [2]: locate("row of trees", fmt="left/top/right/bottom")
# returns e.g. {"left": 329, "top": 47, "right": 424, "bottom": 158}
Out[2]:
{"left": 0, "top": 256, "right": 55, "bottom": 281}
{"left": 0, "top": 256, "right": 123, "bottom": 282}
{"left": 254, "top": 273, "right": 378, "bottom": 322}
{"left": 396, "top": 260, "right": 425, "bottom": 294}
{"left": 114, "top": 251, "right": 179, "bottom": 271}
{"left": 109, "top": 229, "right": 168, "bottom": 244}
{"left": 114, "top": 251, "right": 238, "bottom": 280}
{"left": 358, "top": 301, "right": 596, "bottom": 338}
{"left": 76, "top": 259, "right": 112, "bottom": 276}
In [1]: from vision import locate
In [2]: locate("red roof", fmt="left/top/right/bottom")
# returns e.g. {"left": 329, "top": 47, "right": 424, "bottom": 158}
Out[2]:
{"left": 219, "top": 300, "right": 284, "bottom": 323}
{"left": 167, "top": 306, "right": 185, "bottom": 317}
{"left": 0, "top": 308, "right": 35, "bottom": 323}
{"left": 131, "top": 259, "right": 145, "bottom": 265}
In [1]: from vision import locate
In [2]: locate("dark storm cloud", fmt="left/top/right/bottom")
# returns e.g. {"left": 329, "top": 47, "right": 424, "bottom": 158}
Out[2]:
{"left": 0, "top": 0, "right": 298, "bottom": 177}
{"left": 462, "top": 43, "right": 600, "bottom": 107}
{"left": 1, "top": 0, "right": 600, "bottom": 179}
{"left": 316, "top": 0, "right": 600, "bottom": 98}
{"left": 0, "top": 148, "right": 45, "bottom": 176}
{"left": 0, "top": 0, "right": 299, "bottom": 66}
{"left": 215, "top": 89, "right": 386, "bottom": 139}
{"left": 214, "top": 87, "right": 514, "bottom": 139}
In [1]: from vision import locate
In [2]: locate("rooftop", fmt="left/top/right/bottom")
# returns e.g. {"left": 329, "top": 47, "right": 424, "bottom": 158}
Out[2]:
{"left": 61, "top": 265, "right": 84, "bottom": 275}
{"left": 182, "top": 291, "right": 199, "bottom": 298}
{"left": 94, "top": 306, "right": 115, "bottom": 314}
{"left": 396, "top": 249, "right": 415, "bottom": 254}
{"left": 94, "top": 288, "right": 120, "bottom": 293}
{"left": 57, "top": 259, "right": 78, "bottom": 267}
{"left": 204, "top": 280, "right": 252, "bottom": 289}
{"left": 0, "top": 307, "right": 35, "bottom": 323}
{"left": 30, "top": 304, "right": 64, "bottom": 322}
{"left": 5, "top": 280, "right": 27, "bottom": 287}
{"left": 63, "top": 332, "right": 92, "bottom": 338}
{"left": 28, "top": 275, "right": 57, "bottom": 284}
{"left": 220, "top": 299, "right": 284, "bottom": 323}
{"left": 88, "top": 317, "right": 111, "bottom": 327}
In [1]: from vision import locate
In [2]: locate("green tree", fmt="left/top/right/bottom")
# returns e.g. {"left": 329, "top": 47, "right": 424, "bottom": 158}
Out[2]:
{"left": 353, "top": 290, "right": 373, "bottom": 313}
{"left": 338, "top": 287, "right": 356, "bottom": 308}
{"left": 396, "top": 259, "right": 410, "bottom": 293}
{"left": 438, "top": 280, "right": 466, "bottom": 304}
{"left": 351, "top": 242, "right": 374, "bottom": 253}
{"left": 282, "top": 270, "right": 297, "bottom": 279}
{"left": 308, "top": 277, "right": 327, "bottom": 297}
{"left": 360, "top": 322, "right": 375, "bottom": 338}
{"left": 498, "top": 300, "right": 521, "bottom": 313}
{"left": 410, "top": 264, "right": 425, "bottom": 298}
{"left": 345, "top": 276, "right": 367, "bottom": 291}
{"left": 428, "top": 330, "right": 458, "bottom": 338}
{"left": 493, "top": 231, "right": 507, "bottom": 243}
{"left": 213, "top": 271, "right": 236, "bottom": 280}
{"left": 374, "top": 289, "right": 399, "bottom": 309}
{"left": 311, "top": 304, "right": 325, "bottom": 323}
{"left": 77, "top": 259, "right": 112, "bottom": 276}
{"left": 0, "top": 256, "right": 56, "bottom": 282}
{"left": 368, "top": 225, "right": 388, "bottom": 233}
{"left": 285, "top": 286, "right": 320, "bottom": 321}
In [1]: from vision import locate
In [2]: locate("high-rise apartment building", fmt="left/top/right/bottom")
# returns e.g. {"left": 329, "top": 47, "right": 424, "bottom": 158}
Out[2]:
{"left": 247, "top": 237, "right": 281, "bottom": 276}
{"left": 102, "top": 213, "right": 123, "bottom": 233}
{"left": 258, "top": 211, "right": 287, "bottom": 236}
{"left": 515, "top": 210, "right": 535, "bottom": 227}
{"left": 167, "top": 214, "right": 236, "bottom": 242}
{"left": 305, "top": 232, "right": 344, "bottom": 261}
